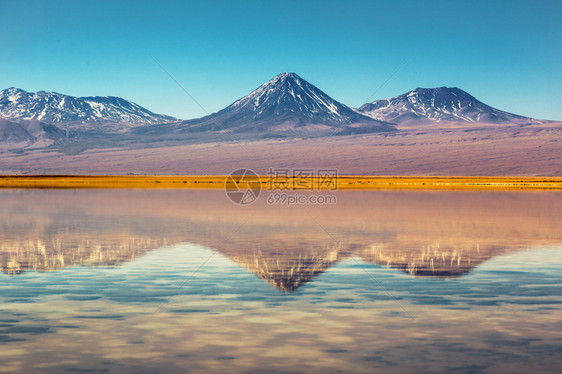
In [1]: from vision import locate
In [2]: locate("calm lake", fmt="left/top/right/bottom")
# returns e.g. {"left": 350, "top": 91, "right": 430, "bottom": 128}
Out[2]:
{"left": 0, "top": 189, "right": 561, "bottom": 373}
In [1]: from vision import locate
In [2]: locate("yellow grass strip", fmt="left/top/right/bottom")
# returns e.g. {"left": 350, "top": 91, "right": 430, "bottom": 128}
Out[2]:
{"left": 1, "top": 175, "right": 562, "bottom": 190}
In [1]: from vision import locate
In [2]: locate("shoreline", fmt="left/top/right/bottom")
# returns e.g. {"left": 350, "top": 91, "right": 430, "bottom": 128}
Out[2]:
{"left": 1, "top": 175, "right": 562, "bottom": 190}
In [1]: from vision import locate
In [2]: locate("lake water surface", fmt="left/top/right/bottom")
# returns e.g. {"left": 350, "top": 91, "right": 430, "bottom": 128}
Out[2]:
{"left": 0, "top": 189, "right": 561, "bottom": 373}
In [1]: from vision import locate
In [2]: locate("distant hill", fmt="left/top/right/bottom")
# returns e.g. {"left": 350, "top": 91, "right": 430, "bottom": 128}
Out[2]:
{"left": 0, "top": 118, "right": 71, "bottom": 149}
{"left": 359, "top": 87, "right": 545, "bottom": 126}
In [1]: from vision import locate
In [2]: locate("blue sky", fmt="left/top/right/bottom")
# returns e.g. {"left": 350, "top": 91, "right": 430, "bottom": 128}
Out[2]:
{"left": 0, "top": 0, "right": 560, "bottom": 120}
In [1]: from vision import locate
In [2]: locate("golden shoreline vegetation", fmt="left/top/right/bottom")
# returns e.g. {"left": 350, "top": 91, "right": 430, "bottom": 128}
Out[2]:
{"left": 0, "top": 175, "right": 562, "bottom": 190}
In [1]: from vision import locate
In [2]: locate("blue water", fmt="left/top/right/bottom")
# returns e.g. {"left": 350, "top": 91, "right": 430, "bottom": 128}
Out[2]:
{"left": 0, "top": 189, "right": 561, "bottom": 373}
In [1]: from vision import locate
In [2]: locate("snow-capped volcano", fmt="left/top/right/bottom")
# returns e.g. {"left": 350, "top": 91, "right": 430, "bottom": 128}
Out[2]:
{"left": 0, "top": 87, "right": 176, "bottom": 128}
{"left": 227, "top": 72, "right": 367, "bottom": 124}
{"left": 359, "top": 87, "right": 539, "bottom": 126}
{"left": 139, "top": 72, "right": 395, "bottom": 137}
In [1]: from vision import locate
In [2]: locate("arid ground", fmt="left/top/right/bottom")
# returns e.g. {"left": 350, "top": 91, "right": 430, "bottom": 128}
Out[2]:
{"left": 1, "top": 124, "right": 561, "bottom": 176}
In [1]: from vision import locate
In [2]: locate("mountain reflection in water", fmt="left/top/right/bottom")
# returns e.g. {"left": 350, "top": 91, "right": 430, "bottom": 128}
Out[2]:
{"left": 1, "top": 189, "right": 561, "bottom": 291}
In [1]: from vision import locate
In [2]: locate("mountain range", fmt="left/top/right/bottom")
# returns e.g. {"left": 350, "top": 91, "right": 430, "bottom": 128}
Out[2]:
{"left": 0, "top": 73, "right": 553, "bottom": 151}
{"left": 0, "top": 87, "right": 176, "bottom": 129}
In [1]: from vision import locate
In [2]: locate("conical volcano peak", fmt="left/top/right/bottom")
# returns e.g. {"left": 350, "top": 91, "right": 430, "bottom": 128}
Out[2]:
{"left": 172, "top": 72, "right": 396, "bottom": 137}
{"left": 256, "top": 72, "right": 308, "bottom": 92}
{"left": 225, "top": 72, "right": 377, "bottom": 126}
{"left": 274, "top": 72, "right": 300, "bottom": 80}
{"left": 230, "top": 72, "right": 339, "bottom": 113}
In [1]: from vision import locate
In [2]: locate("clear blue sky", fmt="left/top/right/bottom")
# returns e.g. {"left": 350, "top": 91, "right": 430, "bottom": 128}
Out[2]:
{"left": 1, "top": 0, "right": 560, "bottom": 120}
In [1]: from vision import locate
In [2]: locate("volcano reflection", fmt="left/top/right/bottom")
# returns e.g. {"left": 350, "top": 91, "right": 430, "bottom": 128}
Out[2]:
{"left": 1, "top": 189, "right": 561, "bottom": 291}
